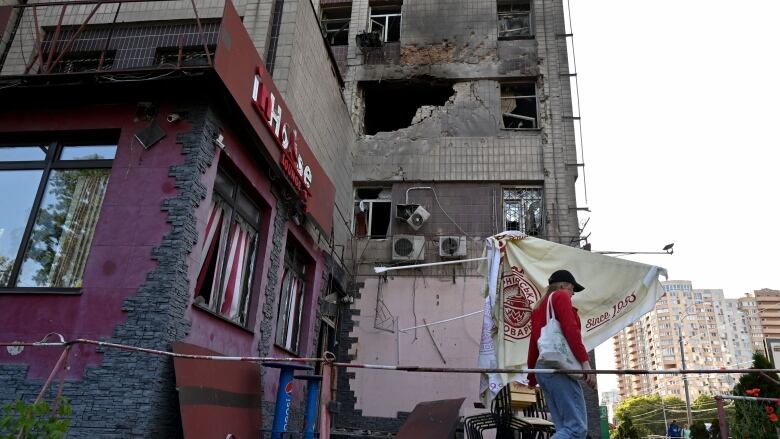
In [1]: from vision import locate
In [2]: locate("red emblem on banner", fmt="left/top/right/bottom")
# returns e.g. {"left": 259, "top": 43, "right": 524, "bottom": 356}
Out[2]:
{"left": 503, "top": 266, "right": 542, "bottom": 340}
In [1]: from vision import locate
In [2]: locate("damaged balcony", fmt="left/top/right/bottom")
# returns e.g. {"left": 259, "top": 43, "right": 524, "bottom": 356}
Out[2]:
{"left": 0, "top": 0, "right": 220, "bottom": 78}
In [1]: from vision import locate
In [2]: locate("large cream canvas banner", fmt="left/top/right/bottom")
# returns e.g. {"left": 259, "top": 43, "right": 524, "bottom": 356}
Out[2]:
{"left": 478, "top": 232, "right": 667, "bottom": 402}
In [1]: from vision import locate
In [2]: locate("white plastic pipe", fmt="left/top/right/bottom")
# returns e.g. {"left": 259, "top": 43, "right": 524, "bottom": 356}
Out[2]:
{"left": 373, "top": 256, "right": 488, "bottom": 273}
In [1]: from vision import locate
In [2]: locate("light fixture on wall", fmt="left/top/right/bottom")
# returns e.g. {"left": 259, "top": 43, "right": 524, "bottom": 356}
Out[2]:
{"left": 134, "top": 121, "right": 165, "bottom": 150}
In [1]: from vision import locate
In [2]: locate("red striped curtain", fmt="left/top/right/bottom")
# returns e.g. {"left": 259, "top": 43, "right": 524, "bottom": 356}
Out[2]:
{"left": 219, "top": 220, "right": 253, "bottom": 320}
{"left": 194, "top": 199, "right": 225, "bottom": 297}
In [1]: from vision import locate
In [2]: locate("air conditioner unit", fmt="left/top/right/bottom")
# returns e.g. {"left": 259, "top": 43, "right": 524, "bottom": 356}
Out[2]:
{"left": 395, "top": 204, "right": 418, "bottom": 220}
{"left": 392, "top": 235, "right": 426, "bottom": 261}
{"left": 406, "top": 206, "right": 430, "bottom": 231}
{"left": 439, "top": 236, "right": 467, "bottom": 258}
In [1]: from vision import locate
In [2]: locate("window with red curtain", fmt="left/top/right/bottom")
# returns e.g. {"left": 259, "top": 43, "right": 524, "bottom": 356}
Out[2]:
{"left": 194, "top": 169, "right": 261, "bottom": 326}
{"left": 275, "top": 238, "right": 309, "bottom": 353}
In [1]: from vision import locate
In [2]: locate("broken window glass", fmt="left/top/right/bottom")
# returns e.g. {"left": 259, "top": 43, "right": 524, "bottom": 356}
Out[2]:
{"left": 321, "top": 6, "right": 351, "bottom": 46}
{"left": 194, "top": 169, "right": 261, "bottom": 326}
{"left": 503, "top": 187, "right": 543, "bottom": 236}
{"left": 501, "top": 83, "right": 538, "bottom": 129}
{"left": 370, "top": 5, "right": 402, "bottom": 43}
{"left": 353, "top": 187, "right": 392, "bottom": 239}
{"left": 498, "top": 0, "right": 532, "bottom": 39}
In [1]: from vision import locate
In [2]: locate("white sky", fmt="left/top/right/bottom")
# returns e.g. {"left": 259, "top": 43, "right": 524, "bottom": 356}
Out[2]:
{"left": 566, "top": 0, "right": 780, "bottom": 393}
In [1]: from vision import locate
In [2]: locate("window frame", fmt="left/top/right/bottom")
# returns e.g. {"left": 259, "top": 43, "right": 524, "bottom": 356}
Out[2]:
{"left": 500, "top": 82, "right": 539, "bottom": 130}
{"left": 321, "top": 6, "right": 352, "bottom": 46}
{"left": 0, "top": 139, "right": 116, "bottom": 293}
{"left": 497, "top": 0, "right": 533, "bottom": 40}
{"left": 501, "top": 186, "right": 544, "bottom": 237}
{"left": 353, "top": 187, "right": 392, "bottom": 239}
{"left": 193, "top": 168, "right": 262, "bottom": 328}
{"left": 274, "top": 237, "right": 311, "bottom": 354}
{"left": 369, "top": 5, "right": 402, "bottom": 43}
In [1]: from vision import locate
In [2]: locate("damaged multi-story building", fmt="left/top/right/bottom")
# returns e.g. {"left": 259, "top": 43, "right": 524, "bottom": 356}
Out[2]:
{"left": 326, "top": 0, "right": 597, "bottom": 436}
{"left": 0, "top": 0, "right": 593, "bottom": 435}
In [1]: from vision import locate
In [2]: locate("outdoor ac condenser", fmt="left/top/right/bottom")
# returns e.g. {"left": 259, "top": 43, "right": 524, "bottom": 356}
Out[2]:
{"left": 392, "top": 235, "right": 426, "bottom": 261}
{"left": 439, "top": 236, "right": 467, "bottom": 258}
{"left": 406, "top": 206, "right": 430, "bottom": 231}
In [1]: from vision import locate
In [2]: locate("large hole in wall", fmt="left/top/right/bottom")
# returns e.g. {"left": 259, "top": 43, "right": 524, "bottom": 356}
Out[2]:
{"left": 362, "top": 78, "right": 455, "bottom": 135}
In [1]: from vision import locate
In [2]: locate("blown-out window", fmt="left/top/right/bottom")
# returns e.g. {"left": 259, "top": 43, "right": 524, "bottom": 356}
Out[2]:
{"left": 501, "top": 83, "right": 538, "bottom": 129}
{"left": 194, "top": 170, "right": 261, "bottom": 326}
{"left": 353, "top": 187, "right": 391, "bottom": 239}
{"left": 321, "top": 6, "right": 351, "bottom": 46}
{"left": 498, "top": 0, "right": 532, "bottom": 39}
{"left": 0, "top": 141, "right": 115, "bottom": 290}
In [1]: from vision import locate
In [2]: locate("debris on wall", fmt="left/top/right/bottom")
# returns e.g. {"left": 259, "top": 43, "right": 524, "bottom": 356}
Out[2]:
{"left": 400, "top": 42, "right": 456, "bottom": 65}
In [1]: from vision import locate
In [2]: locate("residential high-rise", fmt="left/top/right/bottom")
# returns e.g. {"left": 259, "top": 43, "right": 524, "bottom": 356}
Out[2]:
{"left": 737, "top": 294, "right": 767, "bottom": 352}
{"left": 613, "top": 281, "right": 754, "bottom": 401}
{"left": 330, "top": 0, "right": 593, "bottom": 435}
{"left": 747, "top": 289, "right": 780, "bottom": 339}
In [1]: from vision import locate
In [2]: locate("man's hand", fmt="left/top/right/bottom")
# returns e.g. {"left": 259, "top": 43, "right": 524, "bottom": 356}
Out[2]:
{"left": 580, "top": 361, "right": 597, "bottom": 390}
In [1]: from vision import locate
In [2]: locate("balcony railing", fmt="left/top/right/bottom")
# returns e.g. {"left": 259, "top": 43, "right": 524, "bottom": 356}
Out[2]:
{"left": 1, "top": 0, "right": 219, "bottom": 76}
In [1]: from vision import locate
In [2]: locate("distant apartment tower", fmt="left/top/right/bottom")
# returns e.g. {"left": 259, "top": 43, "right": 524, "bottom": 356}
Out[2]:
{"left": 737, "top": 294, "right": 766, "bottom": 352}
{"left": 613, "top": 281, "right": 754, "bottom": 400}
{"left": 746, "top": 289, "right": 780, "bottom": 340}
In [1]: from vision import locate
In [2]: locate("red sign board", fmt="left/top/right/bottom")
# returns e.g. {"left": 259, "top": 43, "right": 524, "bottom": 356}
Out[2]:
{"left": 214, "top": 1, "right": 335, "bottom": 234}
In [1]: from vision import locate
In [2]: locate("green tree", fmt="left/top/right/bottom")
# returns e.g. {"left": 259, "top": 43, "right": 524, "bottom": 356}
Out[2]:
{"left": 614, "top": 394, "right": 687, "bottom": 436}
{"left": 730, "top": 352, "right": 780, "bottom": 439}
{"left": 0, "top": 397, "right": 71, "bottom": 438}
{"left": 612, "top": 417, "right": 642, "bottom": 439}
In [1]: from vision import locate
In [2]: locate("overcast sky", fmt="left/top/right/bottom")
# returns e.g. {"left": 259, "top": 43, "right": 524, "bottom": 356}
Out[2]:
{"left": 566, "top": 0, "right": 780, "bottom": 393}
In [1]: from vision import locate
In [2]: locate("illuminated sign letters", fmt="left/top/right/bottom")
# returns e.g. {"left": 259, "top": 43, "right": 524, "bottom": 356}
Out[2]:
{"left": 251, "top": 68, "right": 312, "bottom": 206}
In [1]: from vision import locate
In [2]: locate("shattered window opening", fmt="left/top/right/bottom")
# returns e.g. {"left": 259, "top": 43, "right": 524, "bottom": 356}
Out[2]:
{"left": 353, "top": 187, "right": 392, "bottom": 239}
{"left": 362, "top": 79, "right": 455, "bottom": 134}
{"left": 503, "top": 187, "right": 543, "bottom": 236}
{"left": 369, "top": 5, "right": 401, "bottom": 43}
{"left": 498, "top": 0, "right": 532, "bottom": 39}
{"left": 321, "top": 6, "right": 351, "bottom": 46}
{"left": 500, "top": 82, "right": 538, "bottom": 129}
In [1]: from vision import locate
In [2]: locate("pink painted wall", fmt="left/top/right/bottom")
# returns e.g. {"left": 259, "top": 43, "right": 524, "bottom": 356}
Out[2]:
{"left": 0, "top": 101, "right": 330, "bottom": 413}
{"left": 175, "top": 118, "right": 327, "bottom": 406}
{"left": 350, "top": 276, "right": 487, "bottom": 418}
{"left": 0, "top": 103, "right": 188, "bottom": 378}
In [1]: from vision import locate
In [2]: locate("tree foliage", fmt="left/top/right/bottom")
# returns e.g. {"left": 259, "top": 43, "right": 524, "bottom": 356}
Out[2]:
{"left": 0, "top": 397, "right": 71, "bottom": 439}
{"left": 614, "top": 394, "right": 686, "bottom": 436}
{"left": 730, "top": 352, "right": 780, "bottom": 439}
{"left": 612, "top": 417, "right": 642, "bottom": 439}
